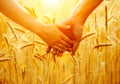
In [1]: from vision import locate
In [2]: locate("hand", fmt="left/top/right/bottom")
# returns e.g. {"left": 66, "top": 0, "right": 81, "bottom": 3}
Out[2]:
{"left": 60, "top": 17, "right": 84, "bottom": 55}
{"left": 46, "top": 16, "right": 84, "bottom": 56}
{"left": 37, "top": 24, "right": 73, "bottom": 52}
{"left": 45, "top": 0, "right": 103, "bottom": 56}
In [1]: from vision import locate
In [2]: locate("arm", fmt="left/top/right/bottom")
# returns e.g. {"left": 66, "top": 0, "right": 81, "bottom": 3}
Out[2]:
{"left": 0, "top": 0, "right": 72, "bottom": 51}
{"left": 0, "top": 0, "right": 40, "bottom": 34}
{"left": 68, "top": 0, "right": 103, "bottom": 55}
{"left": 68, "top": 0, "right": 103, "bottom": 23}
{"left": 51, "top": 0, "right": 103, "bottom": 56}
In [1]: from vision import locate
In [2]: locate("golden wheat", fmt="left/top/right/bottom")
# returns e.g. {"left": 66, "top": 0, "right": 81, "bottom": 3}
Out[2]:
{"left": 0, "top": 0, "right": 120, "bottom": 84}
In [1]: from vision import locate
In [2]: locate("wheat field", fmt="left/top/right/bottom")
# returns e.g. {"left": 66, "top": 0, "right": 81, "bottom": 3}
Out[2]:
{"left": 0, "top": 0, "right": 120, "bottom": 84}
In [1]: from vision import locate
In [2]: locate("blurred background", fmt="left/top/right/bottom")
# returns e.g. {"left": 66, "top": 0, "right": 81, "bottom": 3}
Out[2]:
{"left": 0, "top": 0, "right": 120, "bottom": 84}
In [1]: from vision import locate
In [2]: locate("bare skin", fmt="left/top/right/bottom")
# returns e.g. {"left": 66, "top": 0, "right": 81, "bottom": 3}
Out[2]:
{"left": 47, "top": 0, "right": 103, "bottom": 56}
{"left": 0, "top": 0, "right": 73, "bottom": 51}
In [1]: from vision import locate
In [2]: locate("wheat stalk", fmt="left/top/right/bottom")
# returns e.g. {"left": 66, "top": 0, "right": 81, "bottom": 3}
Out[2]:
{"left": 6, "top": 22, "right": 18, "bottom": 40}
{"left": 0, "top": 58, "right": 11, "bottom": 62}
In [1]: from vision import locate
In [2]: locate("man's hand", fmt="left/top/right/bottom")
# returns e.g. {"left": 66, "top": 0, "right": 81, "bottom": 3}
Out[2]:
{"left": 59, "top": 17, "right": 84, "bottom": 55}
{"left": 46, "top": 17, "right": 84, "bottom": 56}
{"left": 46, "top": 0, "right": 103, "bottom": 56}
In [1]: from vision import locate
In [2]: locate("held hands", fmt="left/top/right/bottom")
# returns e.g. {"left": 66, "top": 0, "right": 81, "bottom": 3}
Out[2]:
{"left": 37, "top": 24, "right": 73, "bottom": 52}
{"left": 0, "top": 0, "right": 102, "bottom": 57}
{"left": 46, "top": 16, "right": 84, "bottom": 56}
{"left": 60, "top": 16, "right": 84, "bottom": 55}
{"left": 44, "top": 0, "right": 103, "bottom": 56}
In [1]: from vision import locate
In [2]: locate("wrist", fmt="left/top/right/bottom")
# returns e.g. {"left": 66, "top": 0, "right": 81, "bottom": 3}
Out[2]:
{"left": 67, "top": 14, "right": 86, "bottom": 25}
{"left": 33, "top": 21, "right": 44, "bottom": 37}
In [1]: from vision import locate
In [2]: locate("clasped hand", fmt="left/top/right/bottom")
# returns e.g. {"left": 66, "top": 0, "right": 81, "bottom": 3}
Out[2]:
{"left": 45, "top": 16, "right": 84, "bottom": 56}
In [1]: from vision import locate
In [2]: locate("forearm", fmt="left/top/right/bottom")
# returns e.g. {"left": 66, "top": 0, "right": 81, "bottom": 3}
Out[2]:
{"left": 69, "top": 0, "right": 103, "bottom": 23}
{"left": 0, "top": 0, "right": 42, "bottom": 35}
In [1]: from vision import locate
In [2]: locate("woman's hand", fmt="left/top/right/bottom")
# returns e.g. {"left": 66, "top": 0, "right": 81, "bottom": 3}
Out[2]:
{"left": 60, "top": 17, "right": 84, "bottom": 55}
{"left": 37, "top": 24, "right": 73, "bottom": 52}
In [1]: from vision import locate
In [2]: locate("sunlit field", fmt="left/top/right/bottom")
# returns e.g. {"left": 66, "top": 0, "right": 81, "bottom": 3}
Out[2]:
{"left": 0, "top": 0, "right": 120, "bottom": 84}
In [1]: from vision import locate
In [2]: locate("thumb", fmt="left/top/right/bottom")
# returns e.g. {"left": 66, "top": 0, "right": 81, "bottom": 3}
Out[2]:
{"left": 72, "top": 40, "right": 80, "bottom": 55}
{"left": 56, "top": 23, "right": 71, "bottom": 29}
{"left": 56, "top": 23, "right": 73, "bottom": 39}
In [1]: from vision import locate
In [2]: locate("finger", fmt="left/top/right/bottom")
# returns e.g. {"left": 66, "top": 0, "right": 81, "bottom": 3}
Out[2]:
{"left": 46, "top": 46, "right": 52, "bottom": 53}
{"left": 53, "top": 55, "right": 56, "bottom": 62}
{"left": 60, "top": 40, "right": 72, "bottom": 48}
{"left": 57, "top": 43, "right": 72, "bottom": 51}
{"left": 72, "top": 41, "right": 80, "bottom": 55}
{"left": 61, "top": 35, "right": 73, "bottom": 46}
{"left": 53, "top": 45, "right": 67, "bottom": 52}
{"left": 57, "top": 51, "right": 64, "bottom": 57}
{"left": 52, "top": 48, "right": 58, "bottom": 55}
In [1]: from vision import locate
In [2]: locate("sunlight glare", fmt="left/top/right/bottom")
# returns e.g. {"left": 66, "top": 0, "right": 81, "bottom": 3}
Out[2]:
{"left": 44, "top": 0, "right": 59, "bottom": 7}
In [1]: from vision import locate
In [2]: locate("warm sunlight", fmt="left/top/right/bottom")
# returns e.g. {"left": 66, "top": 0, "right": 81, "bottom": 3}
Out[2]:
{"left": 44, "top": 0, "right": 59, "bottom": 7}
{"left": 0, "top": 0, "right": 120, "bottom": 84}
